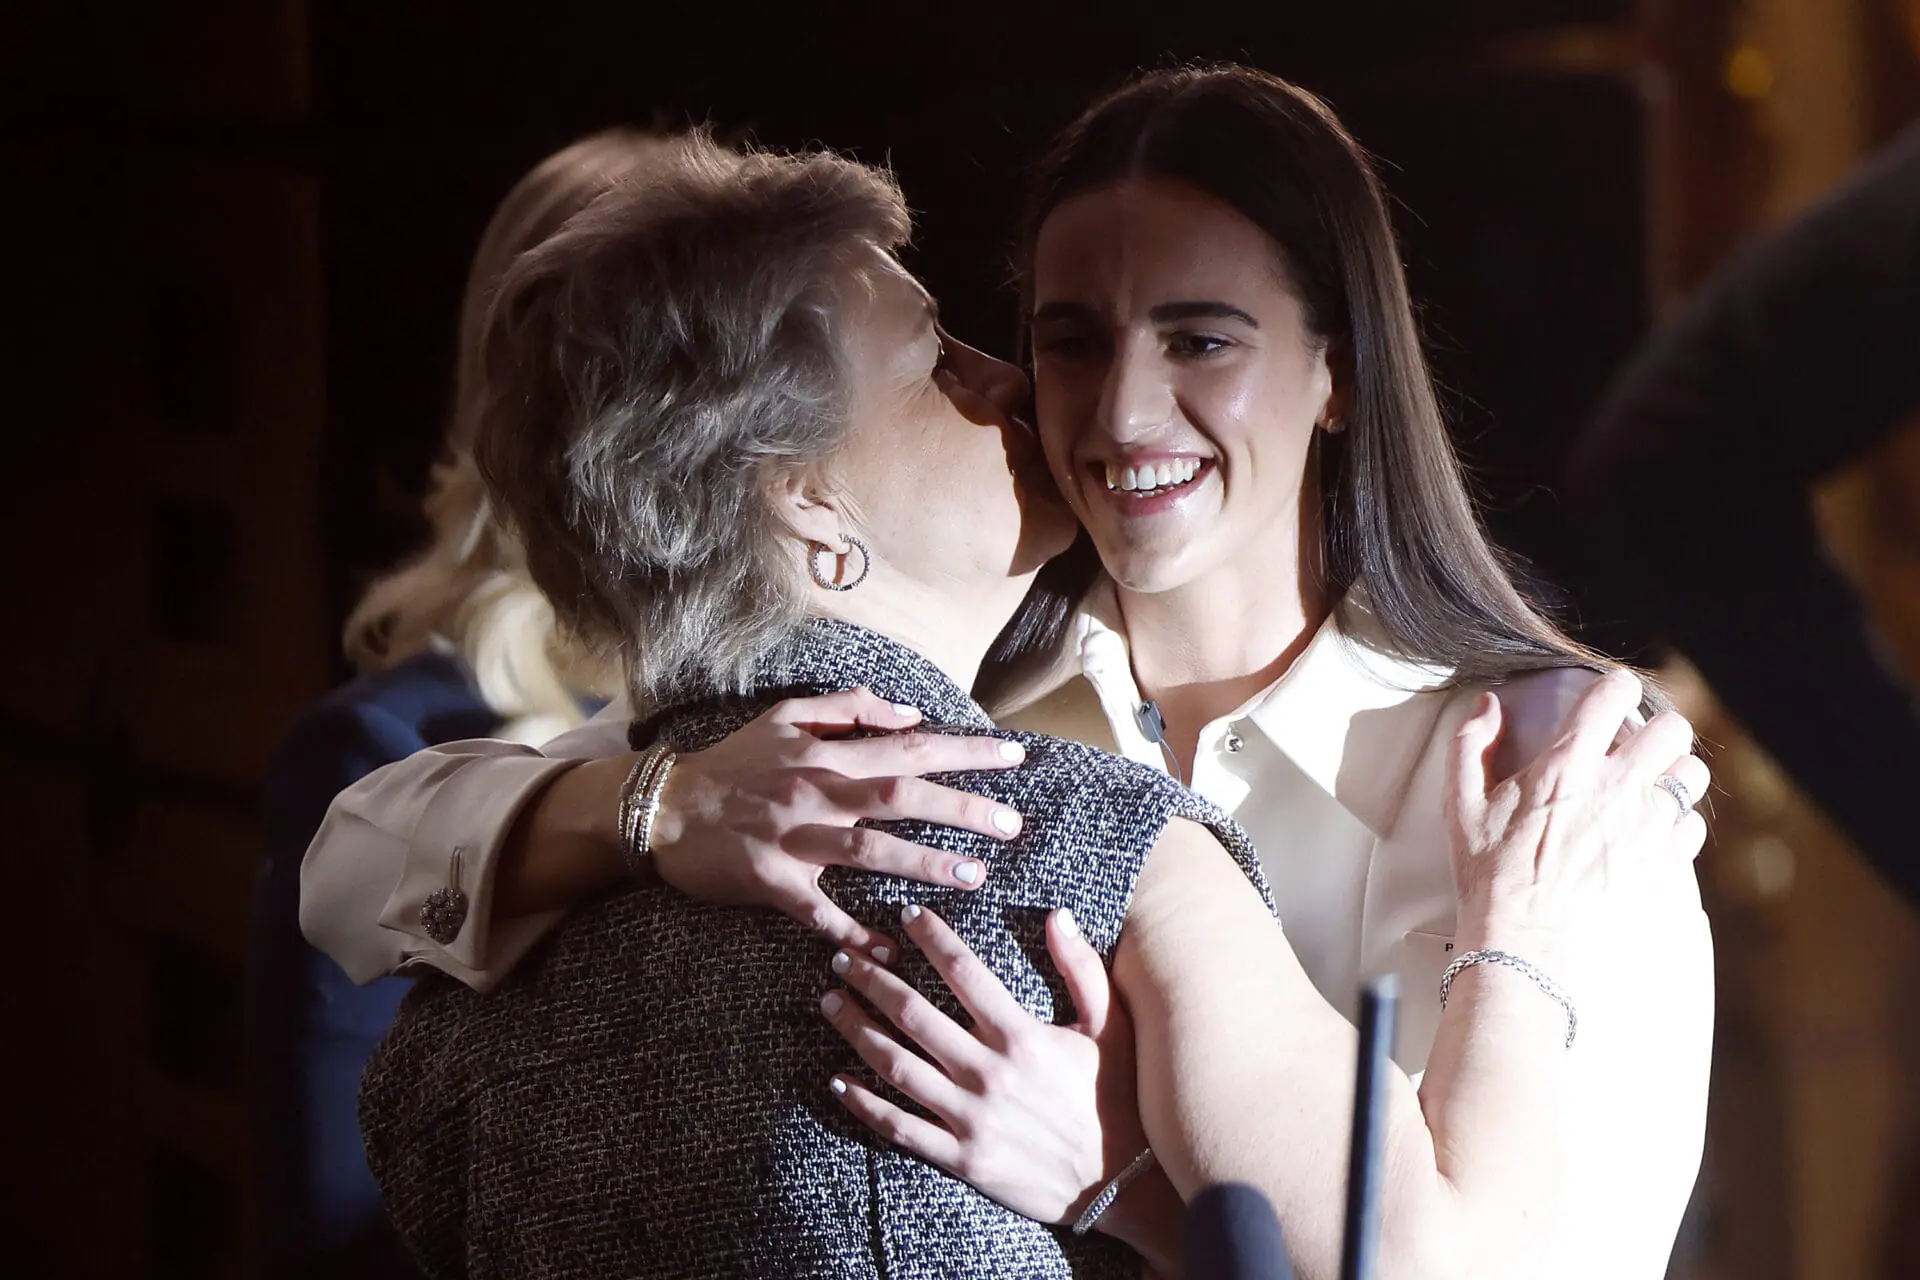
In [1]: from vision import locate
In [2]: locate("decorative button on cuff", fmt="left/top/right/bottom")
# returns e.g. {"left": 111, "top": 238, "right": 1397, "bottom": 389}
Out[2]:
{"left": 420, "top": 887, "right": 470, "bottom": 945}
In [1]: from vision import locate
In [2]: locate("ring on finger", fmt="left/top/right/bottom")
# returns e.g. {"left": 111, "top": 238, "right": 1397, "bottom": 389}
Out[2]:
{"left": 1654, "top": 774, "right": 1695, "bottom": 821}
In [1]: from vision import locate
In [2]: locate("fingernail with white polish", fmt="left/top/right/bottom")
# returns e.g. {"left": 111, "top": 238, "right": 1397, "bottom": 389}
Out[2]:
{"left": 991, "top": 809, "right": 1021, "bottom": 836}
{"left": 1057, "top": 908, "right": 1080, "bottom": 939}
{"left": 954, "top": 861, "right": 982, "bottom": 885}
{"left": 901, "top": 903, "right": 923, "bottom": 925}
{"left": 998, "top": 741, "right": 1026, "bottom": 763}
{"left": 831, "top": 951, "right": 852, "bottom": 975}
{"left": 893, "top": 703, "right": 920, "bottom": 717}
{"left": 871, "top": 944, "right": 893, "bottom": 965}
{"left": 830, "top": 1077, "right": 849, "bottom": 1096}
{"left": 821, "top": 991, "right": 843, "bottom": 1016}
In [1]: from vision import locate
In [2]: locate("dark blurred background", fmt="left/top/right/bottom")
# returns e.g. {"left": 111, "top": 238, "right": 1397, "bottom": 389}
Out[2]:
{"left": 4, "top": 1, "right": 1919, "bottom": 1276}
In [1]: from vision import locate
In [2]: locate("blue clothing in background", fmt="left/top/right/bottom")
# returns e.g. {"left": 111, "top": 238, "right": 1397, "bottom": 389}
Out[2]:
{"left": 248, "top": 650, "right": 499, "bottom": 1279}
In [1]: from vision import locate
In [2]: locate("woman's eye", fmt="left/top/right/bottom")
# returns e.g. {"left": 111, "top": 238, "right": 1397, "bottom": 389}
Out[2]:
{"left": 1034, "top": 333, "right": 1098, "bottom": 360}
{"left": 1168, "top": 333, "right": 1231, "bottom": 358}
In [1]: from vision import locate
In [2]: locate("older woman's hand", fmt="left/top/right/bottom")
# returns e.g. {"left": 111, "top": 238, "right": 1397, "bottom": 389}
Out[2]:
{"left": 650, "top": 688, "right": 1031, "bottom": 958}
{"left": 1448, "top": 669, "right": 1709, "bottom": 946}
{"left": 816, "top": 904, "right": 1146, "bottom": 1230}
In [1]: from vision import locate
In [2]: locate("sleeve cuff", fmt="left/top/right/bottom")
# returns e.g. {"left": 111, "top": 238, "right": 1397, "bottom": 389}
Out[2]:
{"left": 377, "top": 751, "right": 584, "bottom": 975}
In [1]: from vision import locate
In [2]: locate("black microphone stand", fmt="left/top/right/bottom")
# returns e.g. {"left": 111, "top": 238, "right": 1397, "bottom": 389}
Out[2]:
{"left": 1339, "top": 974, "right": 1398, "bottom": 1280}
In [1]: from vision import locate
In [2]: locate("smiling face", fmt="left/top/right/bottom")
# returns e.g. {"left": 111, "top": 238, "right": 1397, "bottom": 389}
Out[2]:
{"left": 826, "top": 249, "right": 1077, "bottom": 597}
{"left": 1030, "top": 177, "right": 1336, "bottom": 597}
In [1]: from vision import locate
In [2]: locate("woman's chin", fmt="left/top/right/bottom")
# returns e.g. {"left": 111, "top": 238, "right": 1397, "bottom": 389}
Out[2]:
{"left": 1094, "top": 536, "right": 1206, "bottom": 597}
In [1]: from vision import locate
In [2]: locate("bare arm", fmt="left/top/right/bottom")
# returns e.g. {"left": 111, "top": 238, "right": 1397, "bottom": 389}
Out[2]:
{"left": 819, "top": 673, "right": 1709, "bottom": 1277}
{"left": 1453, "top": 665, "right": 1715, "bottom": 1276}
{"left": 817, "top": 814, "right": 1569, "bottom": 1280}
{"left": 1114, "top": 818, "right": 1529, "bottom": 1279}
{"left": 1116, "top": 673, "right": 1706, "bottom": 1280}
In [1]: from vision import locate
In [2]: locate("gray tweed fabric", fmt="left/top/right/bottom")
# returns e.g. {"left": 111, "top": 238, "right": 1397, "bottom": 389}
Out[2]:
{"left": 360, "top": 620, "right": 1272, "bottom": 1279}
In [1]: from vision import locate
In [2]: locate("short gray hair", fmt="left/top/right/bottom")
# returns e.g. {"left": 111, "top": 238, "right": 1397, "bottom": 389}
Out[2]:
{"left": 475, "top": 131, "right": 911, "bottom": 706}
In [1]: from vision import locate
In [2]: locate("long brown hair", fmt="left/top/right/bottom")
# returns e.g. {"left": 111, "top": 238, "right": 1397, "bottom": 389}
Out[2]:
{"left": 983, "top": 64, "right": 1623, "bottom": 700}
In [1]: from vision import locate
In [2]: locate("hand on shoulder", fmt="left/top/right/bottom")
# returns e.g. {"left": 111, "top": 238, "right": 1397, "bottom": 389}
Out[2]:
{"left": 1483, "top": 666, "right": 1630, "bottom": 782}
{"left": 1448, "top": 670, "right": 1709, "bottom": 955}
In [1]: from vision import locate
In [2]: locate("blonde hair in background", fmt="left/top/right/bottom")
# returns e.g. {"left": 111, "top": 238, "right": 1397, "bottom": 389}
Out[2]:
{"left": 344, "top": 128, "right": 677, "bottom": 743}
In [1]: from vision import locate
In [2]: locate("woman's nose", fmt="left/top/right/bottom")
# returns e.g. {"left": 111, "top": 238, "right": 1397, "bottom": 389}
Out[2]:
{"left": 1097, "top": 346, "right": 1172, "bottom": 443}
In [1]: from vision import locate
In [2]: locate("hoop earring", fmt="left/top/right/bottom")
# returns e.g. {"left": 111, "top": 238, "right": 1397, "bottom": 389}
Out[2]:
{"left": 808, "top": 533, "right": 871, "bottom": 592}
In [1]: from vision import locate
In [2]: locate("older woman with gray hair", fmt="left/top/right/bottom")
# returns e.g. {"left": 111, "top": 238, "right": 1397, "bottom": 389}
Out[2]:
{"left": 360, "top": 130, "right": 1703, "bottom": 1279}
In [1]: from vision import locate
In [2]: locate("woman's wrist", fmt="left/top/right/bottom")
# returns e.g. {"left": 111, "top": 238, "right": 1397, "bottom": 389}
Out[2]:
{"left": 1442, "top": 910, "right": 1578, "bottom": 1050}
{"left": 494, "top": 753, "right": 634, "bottom": 917}
{"left": 1088, "top": 1161, "right": 1183, "bottom": 1275}
{"left": 1454, "top": 895, "right": 1565, "bottom": 971}
{"left": 644, "top": 754, "right": 697, "bottom": 874}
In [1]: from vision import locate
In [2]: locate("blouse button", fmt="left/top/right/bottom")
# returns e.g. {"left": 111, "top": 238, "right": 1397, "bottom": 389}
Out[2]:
{"left": 1223, "top": 731, "right": 1245, "bottom": 754}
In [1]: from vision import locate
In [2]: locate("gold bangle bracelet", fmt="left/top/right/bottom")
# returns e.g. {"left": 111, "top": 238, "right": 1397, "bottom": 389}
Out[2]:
{"left": 635, "top": 751, "right": 677, "bottom": 868}
{"left": 617, "top": 743, "right": 674, "bottom": 883}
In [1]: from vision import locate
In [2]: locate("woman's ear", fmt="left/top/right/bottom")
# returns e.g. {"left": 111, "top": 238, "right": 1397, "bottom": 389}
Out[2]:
{"left": 1318, "top": 336, "right": 1351, "bottom": 434}
{"left": 769, "top": 467, "right": 847, "bottom": 546}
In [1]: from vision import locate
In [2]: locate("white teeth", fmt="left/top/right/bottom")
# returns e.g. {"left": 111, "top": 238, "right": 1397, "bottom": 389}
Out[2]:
{"left": 1102, "top": 458, "right": 1206, "bottom": 493}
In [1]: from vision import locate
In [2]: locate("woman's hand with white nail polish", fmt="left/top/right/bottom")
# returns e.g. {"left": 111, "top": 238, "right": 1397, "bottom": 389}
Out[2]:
{"left": 818, "top": 905, "right": 1144, "bottom": 1228}
{"left": 643, "top": 687, "right": 1032, "bottom": 961}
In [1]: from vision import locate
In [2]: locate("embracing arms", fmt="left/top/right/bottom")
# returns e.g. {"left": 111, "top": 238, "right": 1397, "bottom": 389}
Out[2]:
{"left": 299, "top": 689, "right": 1030, "bottom": 989}
{"left": 820, "top": 672, "right": 1708, "bottom": 1279}
{"left": 1117, "top": 819, "right": 1565, "bottom": 1279}
{"left": 297, "top": 710, "right": 622, "bottom": 987}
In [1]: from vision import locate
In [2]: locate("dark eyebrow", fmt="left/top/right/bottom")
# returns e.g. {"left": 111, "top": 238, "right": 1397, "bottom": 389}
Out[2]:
{"left": 1148, "top": 301, "right": 1259, "bottom": 327}
{"left": 1030, "top": 300, "right": 1259, "bottom": 328}
{"left": 1031, "top": 300, "right": 1099, "bottom": 325}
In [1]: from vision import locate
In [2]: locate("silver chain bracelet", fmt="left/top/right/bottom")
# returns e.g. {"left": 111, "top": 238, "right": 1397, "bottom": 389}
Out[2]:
{"left": 1070, "top": 1147, "right": 1157, "bottom": 1236}
{"left": 1438, "top": 949, "right": 1578, "bottom": 1049}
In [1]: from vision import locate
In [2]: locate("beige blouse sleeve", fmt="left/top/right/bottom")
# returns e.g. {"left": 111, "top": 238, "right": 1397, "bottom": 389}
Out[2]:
{"left": 298, "top": 700, "right": 633, "bottom": 992}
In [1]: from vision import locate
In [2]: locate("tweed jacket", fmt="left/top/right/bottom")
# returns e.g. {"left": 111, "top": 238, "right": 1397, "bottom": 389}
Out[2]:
{"left": 360, "top": 621, "right": 1271, "bottom": 1279}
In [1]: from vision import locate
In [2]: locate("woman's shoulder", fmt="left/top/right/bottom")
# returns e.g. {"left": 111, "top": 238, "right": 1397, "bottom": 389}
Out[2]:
{"left": 1452, "top": 665, "right": 1616, "bottom": 780}
{"left": 990, "top": 730, "right": 1275, "bottom": 921}
{"left": 996, "top": 728, "right": 1189, "bottom": 808}
{"left": 1456, "top": 663, "right": 1605, "bottom": 714}
{"left": 1004, "top": 731, "right": 1247, "bottom": 834}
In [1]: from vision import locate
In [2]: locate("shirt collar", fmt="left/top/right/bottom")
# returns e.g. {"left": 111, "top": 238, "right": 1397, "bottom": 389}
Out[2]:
{"left": 1069, "top": 580, "right": 1457, "bottom": 837}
